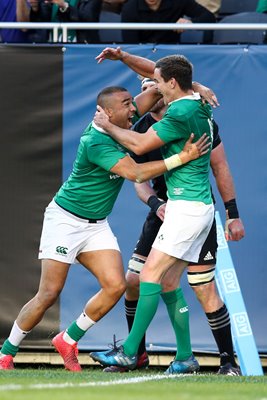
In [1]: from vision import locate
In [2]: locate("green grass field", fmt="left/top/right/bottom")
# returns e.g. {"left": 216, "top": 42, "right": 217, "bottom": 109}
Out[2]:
{"left": 0, "top": 367, "right": 266, "bottom": 400}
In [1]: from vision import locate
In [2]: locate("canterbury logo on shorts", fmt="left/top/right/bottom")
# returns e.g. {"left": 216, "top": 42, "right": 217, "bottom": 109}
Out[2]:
{"left": 56, "top": 246, "right": 68, "bottom": 255}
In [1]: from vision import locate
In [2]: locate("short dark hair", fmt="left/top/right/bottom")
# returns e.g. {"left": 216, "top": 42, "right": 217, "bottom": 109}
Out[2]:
{"left": 155, "top": 55, "right": 193, "bottom": 91}
{"left": 97, "top": 86, "right": 128, "bottom": 108}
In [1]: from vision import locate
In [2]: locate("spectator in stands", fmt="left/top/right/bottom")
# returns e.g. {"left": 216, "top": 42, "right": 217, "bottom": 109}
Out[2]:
{"left": 28, "top": 0, "right": 102, "bottom": 43}
{"left": 0, "top": 0, "right": 31, "bottom": 42}
{"left": 256, "top": 0, "right": 267, "bottom": 13}
{"left": 102, "top": 0, "right": 126, "bottom": 14}
{"left": 120, "top": 0, "right": 216, "bottom": 44}
{"left": 195, "top": 0, "right": 221, "bottom": 17}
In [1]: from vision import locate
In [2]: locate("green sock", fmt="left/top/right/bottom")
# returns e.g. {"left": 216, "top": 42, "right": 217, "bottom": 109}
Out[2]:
{"left": 1, "top": 339, "right": 19, "bottom": 357}
{"left": 123, "top": 282, "right": 161, "bottom": 357}
{"left": 66, "top": 321, "right": 86, "bottom": 342}
{"left": 161, "top": 288, "right": 192, "bottom": 361}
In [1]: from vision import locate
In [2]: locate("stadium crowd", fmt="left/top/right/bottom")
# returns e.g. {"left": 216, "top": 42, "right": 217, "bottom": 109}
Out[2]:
{"left": 0, "top": 0, "right": 265, "bottom": 44}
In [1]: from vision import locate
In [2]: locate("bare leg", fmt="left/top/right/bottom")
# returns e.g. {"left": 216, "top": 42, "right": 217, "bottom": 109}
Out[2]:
{"left": 17, "top": 259, "right": 70, "bottom": 331}
{"left": 51, "top": 250, "right": 126, "bottom": 372}
{"left": 0, "top": 259, "right": 69, "bottom": 363}
{"left": 188, "top": 264, "right": 223, "bottom": 312}
{"left": 77, "top": 249, "right": 126, "bottom": 322}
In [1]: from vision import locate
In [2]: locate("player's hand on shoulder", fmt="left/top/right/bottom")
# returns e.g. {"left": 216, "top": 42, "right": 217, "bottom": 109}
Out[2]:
{"left": 193, "top": 82, "right": 220, "bottom": 108}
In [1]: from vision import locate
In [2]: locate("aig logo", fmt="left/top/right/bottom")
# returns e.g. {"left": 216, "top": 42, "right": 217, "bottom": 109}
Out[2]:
{"left": 216, "top": 225, "right": 228, "bottom": 249}
{"left": 220, "top": 269, "right": 240, "bottom": 293}
{"left": 232, "top": 312, "right": 252, "bottom": 337}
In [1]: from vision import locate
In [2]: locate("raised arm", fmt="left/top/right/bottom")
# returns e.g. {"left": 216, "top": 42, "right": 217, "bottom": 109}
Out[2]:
{"left": 134, "top": 86, "right": 162, "bottom": 117}
{"left": 96, "top": 47, "right": 219, "bottom": 108}
{"left": 96, "top": 47, "right": 155, "bottom": 78}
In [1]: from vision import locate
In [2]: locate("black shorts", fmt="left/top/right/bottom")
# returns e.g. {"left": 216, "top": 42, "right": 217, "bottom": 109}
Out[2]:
{"left": 189, "top": 217, "right": 217, "bottom": 266}
{"left": 133, "top": 212, "right": 217, "bottom": 266}
{"left": 133, "top": 211, "right": 162, "bottom": 257}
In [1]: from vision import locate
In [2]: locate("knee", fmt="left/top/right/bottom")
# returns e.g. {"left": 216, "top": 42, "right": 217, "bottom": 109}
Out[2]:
{"left": 161, "top": 280, "right": 177, "bottom": 292}
{"left": 125, "top": 271, "right": 140, "bottom": 298}
{"left": 191, "top": 280, "right": 222, "bottom": 311}
{"left": 192, "top": 284, "right": 210, "bottom": 304}
{"left": 35, "top": 286, "right": 61, "bottom": 309}
{"left": 106, "top": 279, "right": 126, "bottom": 300}
{"left": 117, "top": 280, "right": 127, "bottom": 297}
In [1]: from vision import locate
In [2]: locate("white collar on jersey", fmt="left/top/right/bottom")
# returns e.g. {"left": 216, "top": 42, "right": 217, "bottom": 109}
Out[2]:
{"left": 168, "top": 92, "right": 201, "bottom": 105}
{"left": 92, "top": 121, "right": 108, "bottom": 133}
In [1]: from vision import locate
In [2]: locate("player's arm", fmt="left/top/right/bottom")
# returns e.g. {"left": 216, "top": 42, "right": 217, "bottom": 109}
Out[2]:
{"left": 95, "top": 104, "right": 163, "bottom": 154}
{"left": 95, "top": 47, "right": 219, "bottom": 108}
{"left": 134, "top": 86, "right": 162, "bottom": 117}
{"left": 94, "top": 104, "right": 210, "bottom": 157}
{"left": 110, "top": 155, "right": 168, "bottom": 184}
{"left": 134, "top": 181, "right": 166, "bottom": 221}
{"left": 95, "top": 46, "right": 155, "bottom": 78}
{"left": 110, "top": 133, "right": 210, "bottom": 183}
{"left": 210, "top": 142, "right": 245, "bottom": 241}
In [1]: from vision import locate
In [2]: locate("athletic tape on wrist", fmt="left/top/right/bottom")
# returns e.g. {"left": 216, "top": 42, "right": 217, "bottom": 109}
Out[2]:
{"left": 164, "top": 154, "right": 182, "bottom": 171}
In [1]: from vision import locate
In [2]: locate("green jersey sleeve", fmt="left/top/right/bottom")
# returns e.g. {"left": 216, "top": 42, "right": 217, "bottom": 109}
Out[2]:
{"left": 88, "top": 142, "right": 127, "bottom": 171}
{"left": 153, "top": 112, "right": 188, "bottom": 144}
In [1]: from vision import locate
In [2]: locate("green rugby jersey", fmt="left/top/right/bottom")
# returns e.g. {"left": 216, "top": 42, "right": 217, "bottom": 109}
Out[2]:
{"left": 54, "top": 122, "right": 128, "bottom": 219}
{"left": 153, "top": 93, "right": 213, "bottom": 204}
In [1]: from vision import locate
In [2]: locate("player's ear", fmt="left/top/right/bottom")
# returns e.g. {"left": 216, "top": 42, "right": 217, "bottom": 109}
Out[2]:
{"left": 170, "top": 77, "right": 176, "bottom": 89}
{"left": 104, "top": 107, "right": 113, "bottom": 118}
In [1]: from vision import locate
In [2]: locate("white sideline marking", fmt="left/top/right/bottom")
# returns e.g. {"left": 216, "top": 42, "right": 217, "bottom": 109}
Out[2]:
{"left": 0, "top": 373, "right": 198, "bottom": 391}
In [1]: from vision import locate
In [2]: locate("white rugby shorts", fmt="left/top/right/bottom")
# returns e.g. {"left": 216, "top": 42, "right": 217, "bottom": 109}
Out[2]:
{"left": 152, "top": 199, "right": 214, "bottom": 263}
{"left": 38, "top": 200, "right": 120, "bottom": 263}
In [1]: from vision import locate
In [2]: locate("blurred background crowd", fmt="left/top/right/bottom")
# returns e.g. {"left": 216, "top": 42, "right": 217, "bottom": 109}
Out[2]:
{"left": 0, "top": 0, "right": 266, "bottom": 45}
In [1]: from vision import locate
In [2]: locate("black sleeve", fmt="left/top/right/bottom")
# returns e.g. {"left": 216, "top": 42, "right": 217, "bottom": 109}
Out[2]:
{"left": 77, "top": 0, "right": 102, "bottom": 22}
{"left": 57, "top": 0, "right": 101, "bottom": 42}
{"left": 130, "top": 114, "right": 153, "bottom": 163}
{"left": 183, "top": 0, "right": 216, "bottom": 23}
{"left": 56, "top": 0, "right": 102, "bottom": 23}
{"left": 121, "top": 0, "right": 141, "bottom": 43}
{"left": 56, "top": 6, "right": 79, "bottom": 23}
{"left": 212, "top": 120, "right": 222, "bottom": 150}
{"left": 57, "top": 0, "right": 102, "bottom": 23}
{"left": 30, "top": 1, "right": 52, "bottom": 22}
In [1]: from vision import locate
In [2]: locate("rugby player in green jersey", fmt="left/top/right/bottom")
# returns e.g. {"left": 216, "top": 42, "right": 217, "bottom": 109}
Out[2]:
{"left": 90, "top": 53, "right": 217, "bottom": 374}
{"left": 0, "top": 82, "right": 209, "bottom": 371}
{"left": 98, "top": 75, "right": 244, "bottom": 376}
